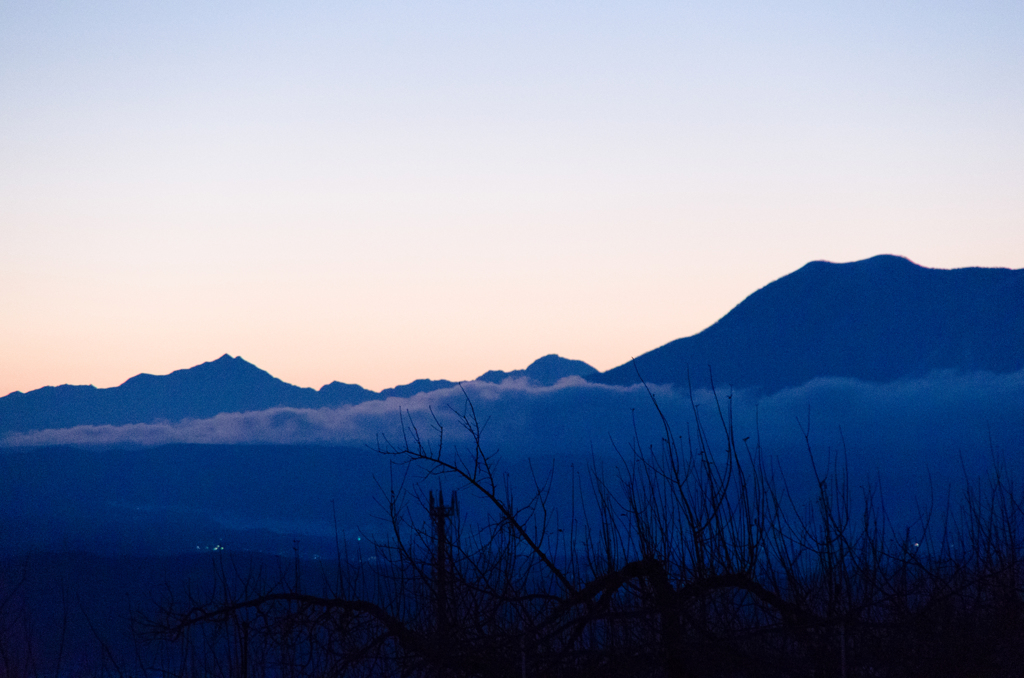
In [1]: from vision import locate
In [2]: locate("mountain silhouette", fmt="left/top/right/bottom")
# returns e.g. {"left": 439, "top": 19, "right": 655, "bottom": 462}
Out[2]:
{"left": 3, "top": 255, "right": 1020, "bottom": 436}
{"left": 380, "top": 378, "right": 459, "bottom": 399}
{"left": 0, "top": 355, "right": 329, "bottom": 435}
{"left": 593, "top": 255, "right": 1024, "bottom": 393}
{"left": 0, "top": 354, "right": 596, "bottom": 436}
{"left": 478, "top": 354, "right": 598, "bottom": 386}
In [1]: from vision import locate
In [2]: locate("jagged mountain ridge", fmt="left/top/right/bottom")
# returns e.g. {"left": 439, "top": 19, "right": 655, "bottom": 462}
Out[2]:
{"left": 2, "top": 255, "right": 1021, "bottom": 436}
{"left": 0, "top": 354, "right": 594, "bottom": 435}
{"left": 0, "top": 356, "right": 328, "bottom": 435}
{"left": 594, "top": 255, "right": 1024, "bottom": 392}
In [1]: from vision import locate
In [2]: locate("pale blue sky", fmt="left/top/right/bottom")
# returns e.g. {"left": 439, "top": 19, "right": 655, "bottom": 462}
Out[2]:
{"left": 2, "top": 1, "right": 1022, "bottom": 394}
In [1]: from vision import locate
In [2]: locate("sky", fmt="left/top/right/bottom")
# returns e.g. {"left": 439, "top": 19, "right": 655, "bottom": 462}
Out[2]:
{"left": 2, "top": 1, "right": 1022, "bottom": 395}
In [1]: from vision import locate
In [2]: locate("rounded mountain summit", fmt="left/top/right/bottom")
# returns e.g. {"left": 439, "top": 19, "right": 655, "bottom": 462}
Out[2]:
{"left": 593, "top": 255, "right": 1024, "bottom": 394}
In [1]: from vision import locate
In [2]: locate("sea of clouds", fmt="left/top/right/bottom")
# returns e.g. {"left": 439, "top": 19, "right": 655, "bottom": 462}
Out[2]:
{"left": 2, "top": 369, "right": 1021, "bottom": 556}
{"left": 4, "top": 370, "right": 1022, "bottom": 476}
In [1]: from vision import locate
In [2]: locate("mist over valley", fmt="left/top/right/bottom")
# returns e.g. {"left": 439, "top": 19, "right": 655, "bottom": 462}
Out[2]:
{"left": 2, "top": 255, "right": 1022, "bottom": 671}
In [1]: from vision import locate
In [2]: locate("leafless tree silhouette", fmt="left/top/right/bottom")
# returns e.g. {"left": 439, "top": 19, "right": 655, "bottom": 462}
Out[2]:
{"left": 143, "top": 381, "right": 1024, "bottom": 677}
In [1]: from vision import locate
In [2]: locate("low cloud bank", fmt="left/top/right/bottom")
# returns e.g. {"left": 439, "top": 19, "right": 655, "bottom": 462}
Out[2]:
{"left": 1, "top": 377, "right": 674, "bottom": 450}
{"left": 4, "top": 370, "right": 1022, "bottom": 471}
{"left": 2, "top": 370, "right": 1021, "bottom": 555}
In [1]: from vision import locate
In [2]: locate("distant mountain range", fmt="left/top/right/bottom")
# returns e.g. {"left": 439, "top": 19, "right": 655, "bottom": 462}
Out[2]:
{"left": 0, "top": 353, "right": 598, "bottom": 436}
{"left": 2, "top": 255, "right": 1020, "bottom": 436}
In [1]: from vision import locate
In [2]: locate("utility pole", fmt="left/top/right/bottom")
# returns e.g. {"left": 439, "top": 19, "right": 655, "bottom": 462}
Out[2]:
{"left": 429, "top": 489, "right": 458, "bottom": 638}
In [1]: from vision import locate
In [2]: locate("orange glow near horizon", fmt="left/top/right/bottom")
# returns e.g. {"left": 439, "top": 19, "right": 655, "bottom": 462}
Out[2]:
{"left": 2, "top": 3, "right": 1022, "bottom": 396}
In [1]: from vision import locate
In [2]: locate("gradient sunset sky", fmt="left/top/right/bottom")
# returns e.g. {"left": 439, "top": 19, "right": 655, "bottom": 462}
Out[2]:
{"left": 2, "top": 1, "right": 1022, "bottom": 395}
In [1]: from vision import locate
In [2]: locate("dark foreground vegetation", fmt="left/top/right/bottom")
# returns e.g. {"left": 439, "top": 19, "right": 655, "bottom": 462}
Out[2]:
{"left": 4, "top": 389, "right": 1024, "bottom": 678}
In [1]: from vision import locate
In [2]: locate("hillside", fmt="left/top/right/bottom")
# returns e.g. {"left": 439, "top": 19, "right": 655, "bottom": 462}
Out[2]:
{"left": 594, "top": 255, "right": 1024, "bottom": 393}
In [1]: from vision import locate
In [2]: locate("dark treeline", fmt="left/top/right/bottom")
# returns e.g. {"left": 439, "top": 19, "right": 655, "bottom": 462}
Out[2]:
{"left": 4, "top": 390, "right": 1024, "bottom": 677}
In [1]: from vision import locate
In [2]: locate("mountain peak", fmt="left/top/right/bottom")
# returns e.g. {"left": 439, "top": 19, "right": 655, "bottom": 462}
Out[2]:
{"left": 594, "top": 255, "right": 1024, "bottom": 392}
{"left": 196, "top": 354, "right": 253, "bottom": 371}
{"left": 119, "top": 354, "right": 266, "bottom": 389}
{"left": 813, "top": 253, "right": 916, "bottom": 266}
{"left": 478, "top": 354, "right": 597, "bottom": 386}
{"left": 796, "top": 254, "right": 921, "bottom": 278}
{"left": 1, "top": 355, "right": 321, "bottom": 435}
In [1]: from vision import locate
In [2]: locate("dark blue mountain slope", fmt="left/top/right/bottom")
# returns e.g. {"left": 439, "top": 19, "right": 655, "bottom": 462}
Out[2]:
{"left": 0, "top": 355, "right": 377, "bottom": 435}
{"left": 593, "top": 255, "right": 1024, "bottom": 393}
{"left": 0, "top": 355, "right": 599, "bottom": 436}
{"left": 478, "top": 354, "right": 598, "bottom": 386}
